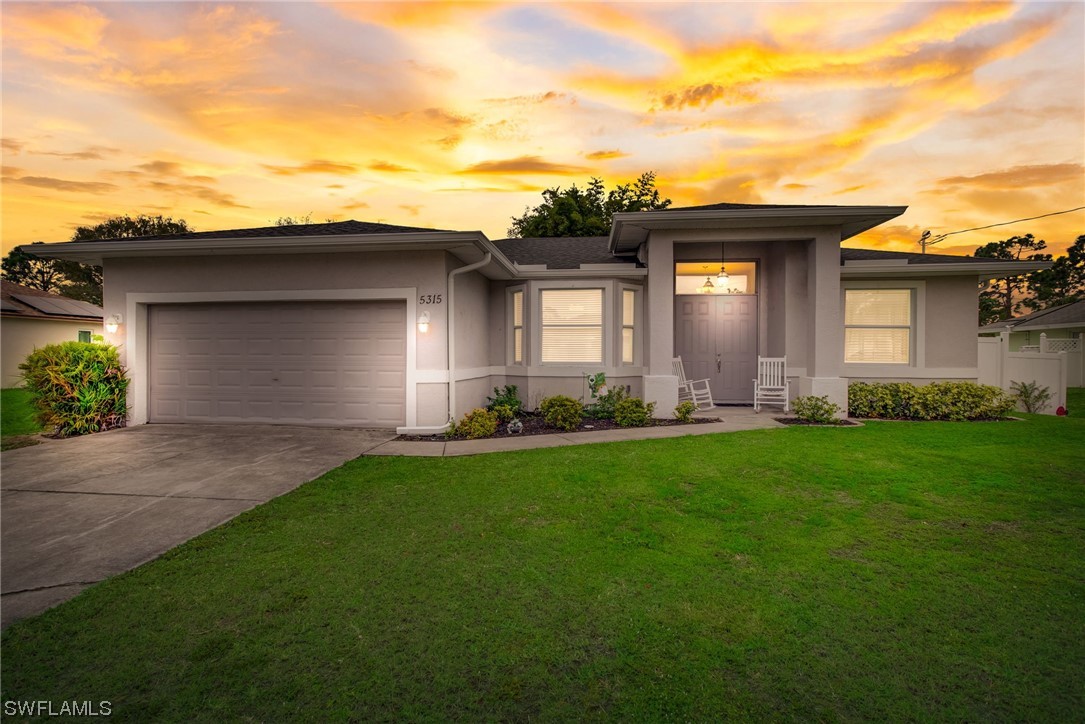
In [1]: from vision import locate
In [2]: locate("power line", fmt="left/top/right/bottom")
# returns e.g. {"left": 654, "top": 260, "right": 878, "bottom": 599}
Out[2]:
{"left": 919, "top": 205, "right": 1085, "bottom": 253}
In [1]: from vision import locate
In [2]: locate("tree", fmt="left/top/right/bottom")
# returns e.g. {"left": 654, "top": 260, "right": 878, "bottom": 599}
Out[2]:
{"left": 1, "top": 214, "right": 193, "bottom": 306}
{"left": 1, "top": 244, "right": 66, "bottom": 292}
{"left": 507, "top": 171, "right": 671, "bottom": 238}
{"left": 1023, "top": 234, "right": 1085, "bottom": 311}
{"left": 973, "top": 234, "right": 1051, "bottom": 325}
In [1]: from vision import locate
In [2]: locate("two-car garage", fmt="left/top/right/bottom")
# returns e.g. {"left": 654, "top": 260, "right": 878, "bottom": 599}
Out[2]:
{"left": 147, "top": 301, "right": 407, "bottom": 427}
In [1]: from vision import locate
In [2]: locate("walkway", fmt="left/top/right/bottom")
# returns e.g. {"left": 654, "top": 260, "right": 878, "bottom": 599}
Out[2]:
{"left": 365, "top": 406, "right": 785, "bottom": 457}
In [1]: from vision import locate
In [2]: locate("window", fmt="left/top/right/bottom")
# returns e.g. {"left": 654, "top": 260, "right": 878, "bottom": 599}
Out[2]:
{"left": 844, "top": 289, "right": 912, "bottom": 364}
{"left": 511, "top": 289, "right": 524, "bottom": 364}
{"left": 540, "top": 289, "right": 603, "bottom": 363}
{"left": 78, "top": 330, "right": 92, "bottom": 343}
{"left": 621, "top": 289, "right": 636, "bottom": 364}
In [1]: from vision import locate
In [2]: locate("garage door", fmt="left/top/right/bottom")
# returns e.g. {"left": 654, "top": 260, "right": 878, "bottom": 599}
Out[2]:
{"left": 149, "top": 301, "right": 406, "bottom": 427}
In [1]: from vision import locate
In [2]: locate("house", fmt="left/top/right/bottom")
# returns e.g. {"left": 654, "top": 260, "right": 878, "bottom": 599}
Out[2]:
{"left": 23, "top": 203, "right": 1048, "bottom": 432}
{"left": 1, "top": 280, "right": 104, "bottom": 387}
{"left": 979, "top": 300, "right": 1085, "bottom": 350}
{"left": 979, "top": 299, "right": 1084, "bottom": 387}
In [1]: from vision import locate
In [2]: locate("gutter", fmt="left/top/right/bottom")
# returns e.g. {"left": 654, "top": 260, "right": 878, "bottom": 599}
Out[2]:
{"left": 840, "top": 260, "right": 1052, "bottom": 278}
{"left": 446, "top": 252, "right": 492, "bottom": 426}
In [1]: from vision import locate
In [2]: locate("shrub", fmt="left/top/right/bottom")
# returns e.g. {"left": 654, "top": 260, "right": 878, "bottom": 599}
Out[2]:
{"left": 456, "top": 408, "right": 498, "bottom": 439}
{"left": 793, "top": 395, "right": 840, "bottom": 424}
{"left": 539, "top": 395, "right": 583, "bottom": 432}
{"left": 486, "top": 385, "right": 522, "bottom": 416}
{"left": 614, "top": 397, "right": 655, "bottom": 427}
{"left": 1010, "top": 380, "right": 1052, "bottom": 414}
{"left": 674, "top": 400, "right": 697, "bottom": 423}
{"left": 19, "top": 341, "right": 129, "bottom": 438}
{"left": 848, "top": 381, "right": 1013, "bottom": 421}
{"left": 585, "top": 385, "right": 627, "bottom": 420}
{"left": 491, "top": 404, "right": 516, "bottom": 423}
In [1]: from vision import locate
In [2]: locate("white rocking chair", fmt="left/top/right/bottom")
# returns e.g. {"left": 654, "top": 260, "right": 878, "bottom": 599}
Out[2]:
{"left": 672, "top": 356, "right": 714, "bottom": 410}
{"left": 753, "top": 356, "right": 790, "bottom": 413}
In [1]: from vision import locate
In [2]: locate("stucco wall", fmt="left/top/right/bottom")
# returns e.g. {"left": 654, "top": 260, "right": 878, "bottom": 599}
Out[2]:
{"left": 103, "top": 251, "right": 453, "bottom": 428}
{"left": 1, "top": 317, "right": 101, "bottom": 387}
{"left": 923, "top": 277, "right": 979, "bottom": 369}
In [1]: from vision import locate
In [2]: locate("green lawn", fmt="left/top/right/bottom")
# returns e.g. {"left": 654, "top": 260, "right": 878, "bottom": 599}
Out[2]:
{"left": 3, "top": 415, "right": 1084, "bottom": 721}
{"left": 1067, "top": 385, "right": 1084, "bottom": 416}
{"left": 0, "top": 388, "right": 43, "bottom": 450}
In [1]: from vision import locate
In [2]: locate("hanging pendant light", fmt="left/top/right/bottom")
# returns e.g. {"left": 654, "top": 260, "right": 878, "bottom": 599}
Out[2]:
{"left": 716, "top": 241, "right": 729, "bottom": 286}
{"left": 698, "top": 265, "right": 715, "bottom": 294}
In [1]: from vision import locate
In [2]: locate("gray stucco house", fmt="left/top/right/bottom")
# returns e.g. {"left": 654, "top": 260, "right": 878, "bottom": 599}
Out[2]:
{"left": 26, "top": 203, "right": 1045, "bottom": 433}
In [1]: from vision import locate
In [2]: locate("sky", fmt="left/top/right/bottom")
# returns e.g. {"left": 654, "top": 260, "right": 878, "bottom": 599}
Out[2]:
{"left": 2, "top": 1, "right": 1083, "bottom": 258}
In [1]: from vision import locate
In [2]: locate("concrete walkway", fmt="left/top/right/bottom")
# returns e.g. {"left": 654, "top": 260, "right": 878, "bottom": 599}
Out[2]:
{"left": 365, "top": 406, "right": 785, "bottom": 457}
{"left": 1, "top": 424, "right": 394, "bottom": 628}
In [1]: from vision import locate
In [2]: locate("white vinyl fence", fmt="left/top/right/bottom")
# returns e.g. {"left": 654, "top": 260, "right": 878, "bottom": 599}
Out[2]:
{"left": 978, "top": 333, "right": 1068, "bottom": 414}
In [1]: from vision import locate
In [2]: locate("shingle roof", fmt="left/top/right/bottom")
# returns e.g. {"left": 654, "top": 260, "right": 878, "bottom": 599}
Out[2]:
{"left": 1, "top": 280, "right": 103, "bottom": 320}
{"left": 666, "top": 202, "right": 837, "bottom": 212}
{"left": 491, "top": 240, "right": 1001, "bottom": 270}
{"left": 840, "top": 248, "right": 997, "bottom": 265}
{"left": 979, "top": 299, "right": 1085, "bottom": 332}
{"left": 495, "top": 236, "right": 638, "bottom": 269}
{"left": 82, "top": 219, "right": 450, "bottom": 242}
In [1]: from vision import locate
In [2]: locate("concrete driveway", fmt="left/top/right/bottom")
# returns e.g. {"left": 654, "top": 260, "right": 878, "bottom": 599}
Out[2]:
{"left": 1, "top": 424, "right": 394, "bottom": 628}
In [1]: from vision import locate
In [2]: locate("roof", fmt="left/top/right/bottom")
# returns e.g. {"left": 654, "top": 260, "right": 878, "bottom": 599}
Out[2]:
{"left": 667, "top": 202, "right": 842, "bottom": 212}
{"left": 979, "top": 299, "right": 1085, "bottom": 332}
{"left": 839, "top": 248, "right": 998, "bottom": 265}
{"left": 1, "top": 280, "right": 103, "bottom": 321}
{"left": 87, "top": 219, "right": 450, "bottom": 242}
{"left": 494, "top": 236, "right": 638, "bottom": 269}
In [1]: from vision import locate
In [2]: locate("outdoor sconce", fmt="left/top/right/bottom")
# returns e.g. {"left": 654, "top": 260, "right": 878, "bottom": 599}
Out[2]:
{"left": 105, "top": 313, "right": 123, "bottom": 334}
{"left": 417, "top": 310, "right": 430, "bottom": 333}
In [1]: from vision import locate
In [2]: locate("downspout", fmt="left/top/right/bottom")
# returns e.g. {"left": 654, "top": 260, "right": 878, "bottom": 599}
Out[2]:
{"left": 447, "top": 252, "right": 493, "bottom": 425}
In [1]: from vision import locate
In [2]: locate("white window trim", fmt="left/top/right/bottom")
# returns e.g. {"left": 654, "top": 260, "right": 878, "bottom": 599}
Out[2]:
{"left": 532, "top": 280, "right": 612, "bottom": 366}
{"left": 619, "top": 284, "right": 641, "bottom": 366}
{"left": 841, "top": 280, "right": 926, "bottom": 374}
{"left": 506, "top": 285, "right": 526, "bottom": 366}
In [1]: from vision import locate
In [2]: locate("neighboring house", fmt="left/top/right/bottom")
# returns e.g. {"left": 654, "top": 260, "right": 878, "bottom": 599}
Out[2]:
{"left": 978, "top": 300, "right": 1085, "bottom": 351}
{"left": 1, "top": 280, "right": 104, "bottom": 387}
{"left": 978, "top": 299, "right": 1084, "bottom": 390}
{"left": 25, "top": 203, "right": 1047, "bottom": 432}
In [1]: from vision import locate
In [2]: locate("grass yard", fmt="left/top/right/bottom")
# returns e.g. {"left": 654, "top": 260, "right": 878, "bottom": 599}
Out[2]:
{"left": 0, "top": 388, "right": 43, "bottom": 450}
{"left": 3, "top": 414, "right": 1084, "bottom": 721}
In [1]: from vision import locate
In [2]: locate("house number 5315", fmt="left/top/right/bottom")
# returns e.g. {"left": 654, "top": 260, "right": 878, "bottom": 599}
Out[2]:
{"left": 418, "top": 294, "right": 443, "bottom": 305}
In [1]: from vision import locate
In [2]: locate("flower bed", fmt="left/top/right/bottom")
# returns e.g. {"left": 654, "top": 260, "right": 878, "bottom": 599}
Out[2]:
{"left": 397, "top": 412, "right": 721, "bottom": 442}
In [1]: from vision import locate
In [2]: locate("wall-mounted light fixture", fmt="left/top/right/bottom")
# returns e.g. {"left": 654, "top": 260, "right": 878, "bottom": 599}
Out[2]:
{"left": 105, "top": 313, "right": 123, "bottom": 334}
{"left": 417, "top": 310, "right": 430, "bottom": 333}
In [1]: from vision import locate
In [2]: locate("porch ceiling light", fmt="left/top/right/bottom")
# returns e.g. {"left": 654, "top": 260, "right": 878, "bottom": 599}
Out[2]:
{"left": 105, "top": 313, "right": 122, "bottom": 333}
{"left": 716, "top": 241, "right": 729, "bottom": 284}
{"left": 417, "top": 310, "right": 430, "bottom": 333}
{"left": 697, "top": 265, "right": 715, "bottom": 294}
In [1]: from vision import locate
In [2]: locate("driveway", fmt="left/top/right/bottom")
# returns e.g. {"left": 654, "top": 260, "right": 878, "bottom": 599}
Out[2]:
{"left": 1, "top": 424, "right": 394, "bottom": 628}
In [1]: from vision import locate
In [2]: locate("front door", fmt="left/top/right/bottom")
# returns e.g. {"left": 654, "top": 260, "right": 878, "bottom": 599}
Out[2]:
{"left": 675, "top": 295, "right": 758, "bottom": 403}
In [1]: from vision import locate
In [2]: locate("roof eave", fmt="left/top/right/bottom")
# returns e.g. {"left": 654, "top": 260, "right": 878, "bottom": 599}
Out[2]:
{"left": 841, "top": 260, "right": 1053, "bottom": 278}
{"left": 609, "top": 205, "right": 908, "bottom": 253}
{"left": 19, "top": 231, "right": 494, "bottom": 265}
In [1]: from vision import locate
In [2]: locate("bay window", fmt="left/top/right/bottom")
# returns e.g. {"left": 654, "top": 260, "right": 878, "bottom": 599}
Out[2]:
{"left": 540, "top": 288, "right": 603, "bottom": 363}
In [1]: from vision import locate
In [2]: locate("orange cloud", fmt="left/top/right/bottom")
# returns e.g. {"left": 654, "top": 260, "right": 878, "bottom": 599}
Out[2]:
{"left": 263, "top": 160, "right": 360, "bottom": 176}
{"left": 460, "top": 156, "right": 591, "bottom": 175}
{"left": 8, "top": 176, "right": 118, "bottom": 194}
{"left": 937, "top": 163, "right": 1084, "bottom": 189}
{"left": 369, "top": 161, "right": 416, "bottom": 173}
{"left": 585, "top": 150, "right": 629, "bottom": 161}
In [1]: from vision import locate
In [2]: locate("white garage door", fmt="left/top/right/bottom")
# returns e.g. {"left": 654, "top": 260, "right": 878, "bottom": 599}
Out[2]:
{"left": 149, "top": 301, "right": 406, "bottom": 427}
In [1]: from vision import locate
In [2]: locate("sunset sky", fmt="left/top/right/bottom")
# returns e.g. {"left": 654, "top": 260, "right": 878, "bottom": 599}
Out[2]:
{"left": 2, "top": 1, "right": 1083, "bottom": 257}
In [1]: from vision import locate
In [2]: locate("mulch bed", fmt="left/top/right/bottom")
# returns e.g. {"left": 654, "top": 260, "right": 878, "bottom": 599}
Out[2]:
{"left": 397, "top": 412, "right": 722, "bottom": 442}
{"left": 773, "top": 417, "right": 861, "bottom": 427}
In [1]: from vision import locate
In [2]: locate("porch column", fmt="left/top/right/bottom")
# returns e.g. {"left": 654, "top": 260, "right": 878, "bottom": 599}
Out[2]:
{"left": 644, "top": 234, "right": 678, "bottom": 416}
{"left": 799, "top": 231, "right": 847, "bottom": 417}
